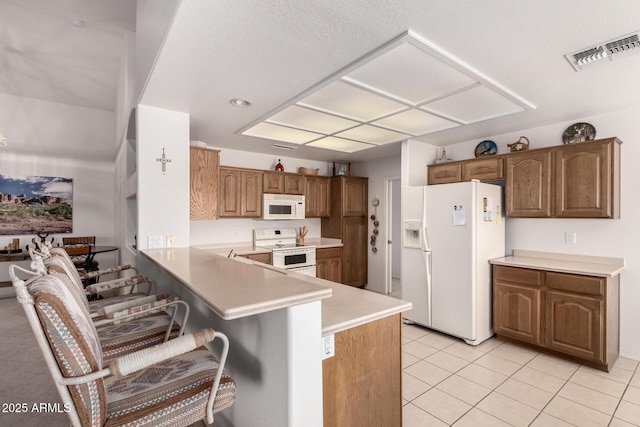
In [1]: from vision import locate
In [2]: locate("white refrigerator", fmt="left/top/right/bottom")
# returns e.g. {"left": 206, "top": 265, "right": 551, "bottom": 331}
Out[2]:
{"left": 401, "top": 181, "right": 505, "bottom": 345}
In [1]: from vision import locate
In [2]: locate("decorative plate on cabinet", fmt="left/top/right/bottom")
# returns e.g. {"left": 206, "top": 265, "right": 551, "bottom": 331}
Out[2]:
{"left": 562, "top": 122, "right": 596, "bottom": 144}
{"left": 474, "top": 140, "right": 497, "bottom": 157}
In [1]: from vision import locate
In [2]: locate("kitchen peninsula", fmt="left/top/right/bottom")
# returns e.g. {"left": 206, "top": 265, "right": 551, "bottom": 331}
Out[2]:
{"left": 140, "top": 246, "right": 411, "bottom": 427}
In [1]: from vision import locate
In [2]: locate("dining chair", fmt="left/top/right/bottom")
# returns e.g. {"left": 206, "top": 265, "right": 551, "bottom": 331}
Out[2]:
{"left": 62, "top": 236, "right": 98, "bottom": 272}
{"left": 12, "top": 269, "right": 236, "bottom": 426}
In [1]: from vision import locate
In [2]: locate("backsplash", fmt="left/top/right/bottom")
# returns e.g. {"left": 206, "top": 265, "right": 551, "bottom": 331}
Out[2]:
{"left": 190, "top": 217, "right": 321, "bottom": 245}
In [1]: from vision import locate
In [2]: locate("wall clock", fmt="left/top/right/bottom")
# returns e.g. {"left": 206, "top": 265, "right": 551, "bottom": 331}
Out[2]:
{"left": 474, "top": 140, "right": 497, "bottom": 157}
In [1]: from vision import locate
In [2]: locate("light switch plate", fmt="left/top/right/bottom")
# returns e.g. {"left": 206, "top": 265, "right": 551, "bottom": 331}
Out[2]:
{"left": 321, "top": 334, "right": 335, "bottom": 360}
{"left": 148, "top": 235, "right": 165, "bottom": 249}
{"left": 166, "top": 235, "right": 175, "bottom": 248}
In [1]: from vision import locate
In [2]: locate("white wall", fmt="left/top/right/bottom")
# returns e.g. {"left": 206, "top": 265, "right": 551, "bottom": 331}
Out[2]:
{"left": 419, "top": 106, "right": 640, "bottom": 359}
{"left": 352, "top": 156, "right": 401, "bottom": 293}
{"left": 0, "top": 95, "right": 116, "bottom": 265}
{"left": 190, "top": 146, "right": 330, "bottom": 245}
{"left": 136, "top": 105, "right": 190, "bottom": 250}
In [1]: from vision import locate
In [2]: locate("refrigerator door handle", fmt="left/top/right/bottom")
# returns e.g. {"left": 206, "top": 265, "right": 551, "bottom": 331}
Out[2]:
{"left": 423, "top": 249, "right": 432, "bottom": 325}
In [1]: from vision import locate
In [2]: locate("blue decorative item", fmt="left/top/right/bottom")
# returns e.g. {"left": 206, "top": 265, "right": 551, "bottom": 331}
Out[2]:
{"left": 474, "top": 140, "right": 497, "bottom": 157}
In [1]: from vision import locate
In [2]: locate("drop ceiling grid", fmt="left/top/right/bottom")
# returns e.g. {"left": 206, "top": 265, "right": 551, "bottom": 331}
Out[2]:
{"left": 240, "top": 32, "right": 534, "bottom": 153}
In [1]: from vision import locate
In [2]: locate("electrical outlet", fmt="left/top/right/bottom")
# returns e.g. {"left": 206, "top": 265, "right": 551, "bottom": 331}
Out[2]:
{"left": 148, "top": 235, "right": 165, "bottom": 249}
{"left": 321, "top": 334, "right": 335, "bottom": 360}
{"left": 166, "top": 235, "right": 175, "bottom": 248}
{"left": 565, "top": 232, "right": 577, "bottom": 244}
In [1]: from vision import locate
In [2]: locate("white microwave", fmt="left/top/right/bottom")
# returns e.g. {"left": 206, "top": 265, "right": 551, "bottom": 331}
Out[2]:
{"left": 263, "top": 194, "right": 305, "bottom": 220}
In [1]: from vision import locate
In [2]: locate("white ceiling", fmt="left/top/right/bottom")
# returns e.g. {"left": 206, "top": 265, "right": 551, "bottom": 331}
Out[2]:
{"left": 4, "top": 1, "right": 640, "bottom": 163}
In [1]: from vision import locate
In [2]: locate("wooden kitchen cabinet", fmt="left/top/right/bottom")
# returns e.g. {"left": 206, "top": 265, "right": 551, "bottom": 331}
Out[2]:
{"left": 428, "top": 162, "right": 461, "bottom": 185}
{"left": 493, "top": 264, "right": 619, "bottom": 371}
{"left": 263, "top": 171, "right": 285, "bottom": 194}
{"left": 554, "top": 139, "right": 620, "bottom": 218}
{"left": 462, "top": 157, "right": 504, "bottom": 181}
{"left": 189, "top": 147, "right": 220, "bottom": 220}
{"left": 322, "top": 176, "right": 368, "bottom": 287}
{"left": 506, "top": 150, "right": 552, "bottom": 217}
{"left": 316, "top": 247, "right": 342, "bottom": 283}
{"left": 305, "top": 176, "right": 331, "bottom": 218}
{"left": 239, "top": 252, "right": 271, "bottom": 264}
{"left": 219, "top": 167, "right": 263, "bottom": 217}
{"left": 284, "top": 173, "right": 305, "bottom": 195}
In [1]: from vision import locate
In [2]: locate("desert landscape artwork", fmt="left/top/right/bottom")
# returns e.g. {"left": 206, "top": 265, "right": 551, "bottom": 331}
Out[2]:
{"left": 0, "top": 174, "right": 73, "bottom": 235}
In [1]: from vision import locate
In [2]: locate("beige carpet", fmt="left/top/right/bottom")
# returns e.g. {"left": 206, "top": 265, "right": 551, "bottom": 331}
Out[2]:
{"left": 0, "top": 297, "right": 67, "bottom": 427}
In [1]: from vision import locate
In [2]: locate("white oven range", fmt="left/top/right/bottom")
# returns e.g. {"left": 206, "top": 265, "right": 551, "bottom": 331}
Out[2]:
{"left": 253, "top": 228, "right": 316, "bottom": 276}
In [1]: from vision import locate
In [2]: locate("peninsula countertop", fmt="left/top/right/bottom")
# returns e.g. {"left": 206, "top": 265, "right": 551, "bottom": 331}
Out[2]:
{"left": 489, "top": 249, "right": 625, "bottom": 278}
{"left": 142, "top": 246, "right": 410, "bottom": 335}
{"left": 141, "top": 247, "right": 332, "bottom": 320}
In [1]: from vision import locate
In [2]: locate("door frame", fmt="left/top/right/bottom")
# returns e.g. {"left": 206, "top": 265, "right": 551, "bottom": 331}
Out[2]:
{"left": 384, "top": 176, "right": 401, "bottom": 295}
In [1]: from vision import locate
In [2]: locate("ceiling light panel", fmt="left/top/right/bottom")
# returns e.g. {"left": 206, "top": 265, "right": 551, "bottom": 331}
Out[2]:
{"left": 266, "top": 105, "right": 359, "bottom": 134}
{"left": 297, "top": 81, "right": 407, "bottom": 121}
{"left": 343, "top": 43, "right": 477, "bottom": 105}
{"left": 242, "top": 122, "right": 322, "bottom": 144}
{"left": 335, "top": 124, "right": 408, "bottom": 145}
{"left": 306, "top": 137, "right": 374, "bottom": 153}
{"left": 422, "top": 85, "right": 524, "bottom": 123}
{"left": 373, "top": 109, "right": 460, "bottom": 135}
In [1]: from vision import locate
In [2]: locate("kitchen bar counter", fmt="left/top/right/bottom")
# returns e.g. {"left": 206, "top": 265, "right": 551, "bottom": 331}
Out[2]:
{"left": 142, "top": 246, "right": 409, "bottom": 334}
{"left": 141, "top": 247, "right": 331, "bottom": 320}
{"left": 490, "top": 249, "right": 625, "bottom": 277}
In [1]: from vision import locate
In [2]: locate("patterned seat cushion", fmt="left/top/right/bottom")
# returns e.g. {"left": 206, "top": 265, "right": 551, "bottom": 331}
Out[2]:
{"left": 88, "top": 292, "right": 150, "bottom": 320}
{"left": 104, "top": 348, "right": 236, "bottom": 427}
{"left": 28, "top": 273, "right": 107, "bottom": 426}
{"left": 98, "top": 313, "right": 181, "bottom": 364}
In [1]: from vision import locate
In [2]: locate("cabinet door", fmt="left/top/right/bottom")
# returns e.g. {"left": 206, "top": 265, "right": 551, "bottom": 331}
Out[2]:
{"left": 263, "top": 171, "right": 284, "bottom": 194}
{"left": 462, "top": 157, "right": 504, "bottom": 181}
{"left": 342, "top": 177, "right": 367, "bottom": 216}
{"left": 317, "top": 177, "right": 331, "bottom": 217}
{"left": 240, "top": 170, "right": 263, "bottom": 217}
{"left": 428, "top": 163, "right": 461, "bottom": 185}
{"left": 219, "top": 168, "right": 241, "bottom": 217}
{"left": 305, "top": 177, "right": 318, "bottom": 217}
{"left": 316, "top": 257, "right": 342, "bottom": 283}
{"left": 284, "top": 174, "right": 305, "bottom": 195}
{"left": 554, "top": 141, "right": 612, "bottom": 218}
{"left": 506, "top": 151, "right": 552, "bottom": 217}
{"left": 493, "top": 282, "right": 541, "bottom": 345}
{"left": 342, "top": 217, "right": 367, "bottom": 287}
{"left": 190, "top": 148, "right": 219, "bottom": 220}
{"left": 546, "top": 290, "right": 604, "bottom": 363}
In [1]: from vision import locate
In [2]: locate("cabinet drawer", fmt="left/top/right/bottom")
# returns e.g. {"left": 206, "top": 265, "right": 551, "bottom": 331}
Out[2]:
{"left": 316, "top": 247, "right": 342, "bottom": 259}
{"left": 546, "top": 272, "right": 604, "bottom": 296}
{"left": 494, "top": 265, "right": 543, "bottom": 287}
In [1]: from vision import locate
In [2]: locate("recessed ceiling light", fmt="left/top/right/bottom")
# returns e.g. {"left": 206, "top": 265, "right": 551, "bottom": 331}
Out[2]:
{"left": 70, "top": 18, "right": 84, "bottom": 27}
{"left": 229, "top": 98, "right": 252, "bottom": 107}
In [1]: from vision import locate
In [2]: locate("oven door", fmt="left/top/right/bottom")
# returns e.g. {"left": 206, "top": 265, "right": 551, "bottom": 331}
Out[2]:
{"left": 272, "top": 248, "right": 316, "bottom": 270}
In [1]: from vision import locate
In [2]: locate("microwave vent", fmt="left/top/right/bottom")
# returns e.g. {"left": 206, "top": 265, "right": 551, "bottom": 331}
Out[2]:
{"left": 565, "top": 31, "right": 640, "bottom": 71}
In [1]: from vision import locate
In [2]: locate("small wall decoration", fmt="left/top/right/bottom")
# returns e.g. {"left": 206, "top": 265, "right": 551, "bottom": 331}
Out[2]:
{"left": 0, "top": 174, "right": 73, "bottom": 235}
{"left": 508, "top": 136, "right": 530, "bottom": 152}
{"left": 156, "top": 147, "right": 172, "bottom": 174}
{"left": 370, "top": 197, "right": 380, "bottom": 253}
{"left": 275, "top": 159, "right": 284, "bottom": 172}
{"left": 474, "top": 140, "right": 497, "bottom": 157}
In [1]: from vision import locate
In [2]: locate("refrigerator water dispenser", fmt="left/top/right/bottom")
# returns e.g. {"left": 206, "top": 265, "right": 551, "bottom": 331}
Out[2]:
{"left": 403, "top": 220, "right": 421, "bottom": 248}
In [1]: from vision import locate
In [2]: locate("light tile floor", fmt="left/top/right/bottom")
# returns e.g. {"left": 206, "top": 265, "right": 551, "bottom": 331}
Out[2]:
{"left": 401, "top": 323, "right": 640, "bottom": 426}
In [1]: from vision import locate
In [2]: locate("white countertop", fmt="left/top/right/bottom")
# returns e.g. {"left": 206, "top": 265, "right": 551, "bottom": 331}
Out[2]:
{"left": 141, "top": 247, "right": 331, "bottom": 320}
{"left": 142, "top": 246, "right": 410, "bottom": 334}
{"left": 489, "top": 250, "right": 625, "bottom": 278}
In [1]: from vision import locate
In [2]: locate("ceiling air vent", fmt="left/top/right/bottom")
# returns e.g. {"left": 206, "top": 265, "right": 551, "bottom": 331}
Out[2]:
{"left": 565, "top": 31, "right": 640, "bottom": 71}
{"left": 271, "top": 144, "right": 297, "bottom": 150}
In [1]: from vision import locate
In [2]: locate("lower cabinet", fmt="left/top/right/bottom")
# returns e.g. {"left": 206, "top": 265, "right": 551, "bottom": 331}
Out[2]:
{"left": 493, "top": 265, "right": 618, "bottom": 371}
{"left": 239, "top": 253, "right": 271, "bottom": 264}
{"left": 323, "top": 314, "right": 401, "bottom": 427}
{"left": 316, "top": 247, "right": 342, "bottom": 283}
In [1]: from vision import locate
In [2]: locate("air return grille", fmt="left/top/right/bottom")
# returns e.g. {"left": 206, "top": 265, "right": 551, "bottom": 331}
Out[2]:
{"left": 565, "top": 31, "right": 640, "bottom": 71}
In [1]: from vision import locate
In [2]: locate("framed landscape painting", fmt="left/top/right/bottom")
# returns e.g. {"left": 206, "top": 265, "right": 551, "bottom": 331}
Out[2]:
{"left": 0, "top": 174, "right": 73, "bottom": 235}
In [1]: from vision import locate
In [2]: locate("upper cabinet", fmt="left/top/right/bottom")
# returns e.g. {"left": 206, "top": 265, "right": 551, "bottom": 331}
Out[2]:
{"left": 506, "top": 151, "right": 552, "bottom": 218}
{"left": 341, "top": 176, "right": 367, "bottom": 216}
{"left": 190, "top": 147, "right": 220, "bottom": 220}
{"left": 263, "top": 172, "right": 305, "bottom": 195}
{"left": 219, "top": 167, "right": 263, "bottom": 218}
{"left": 429, "top": 137, "right": 622, "bottom": 219}
{"left": 305, "top": 176, "right": 331, "bottom": 218}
